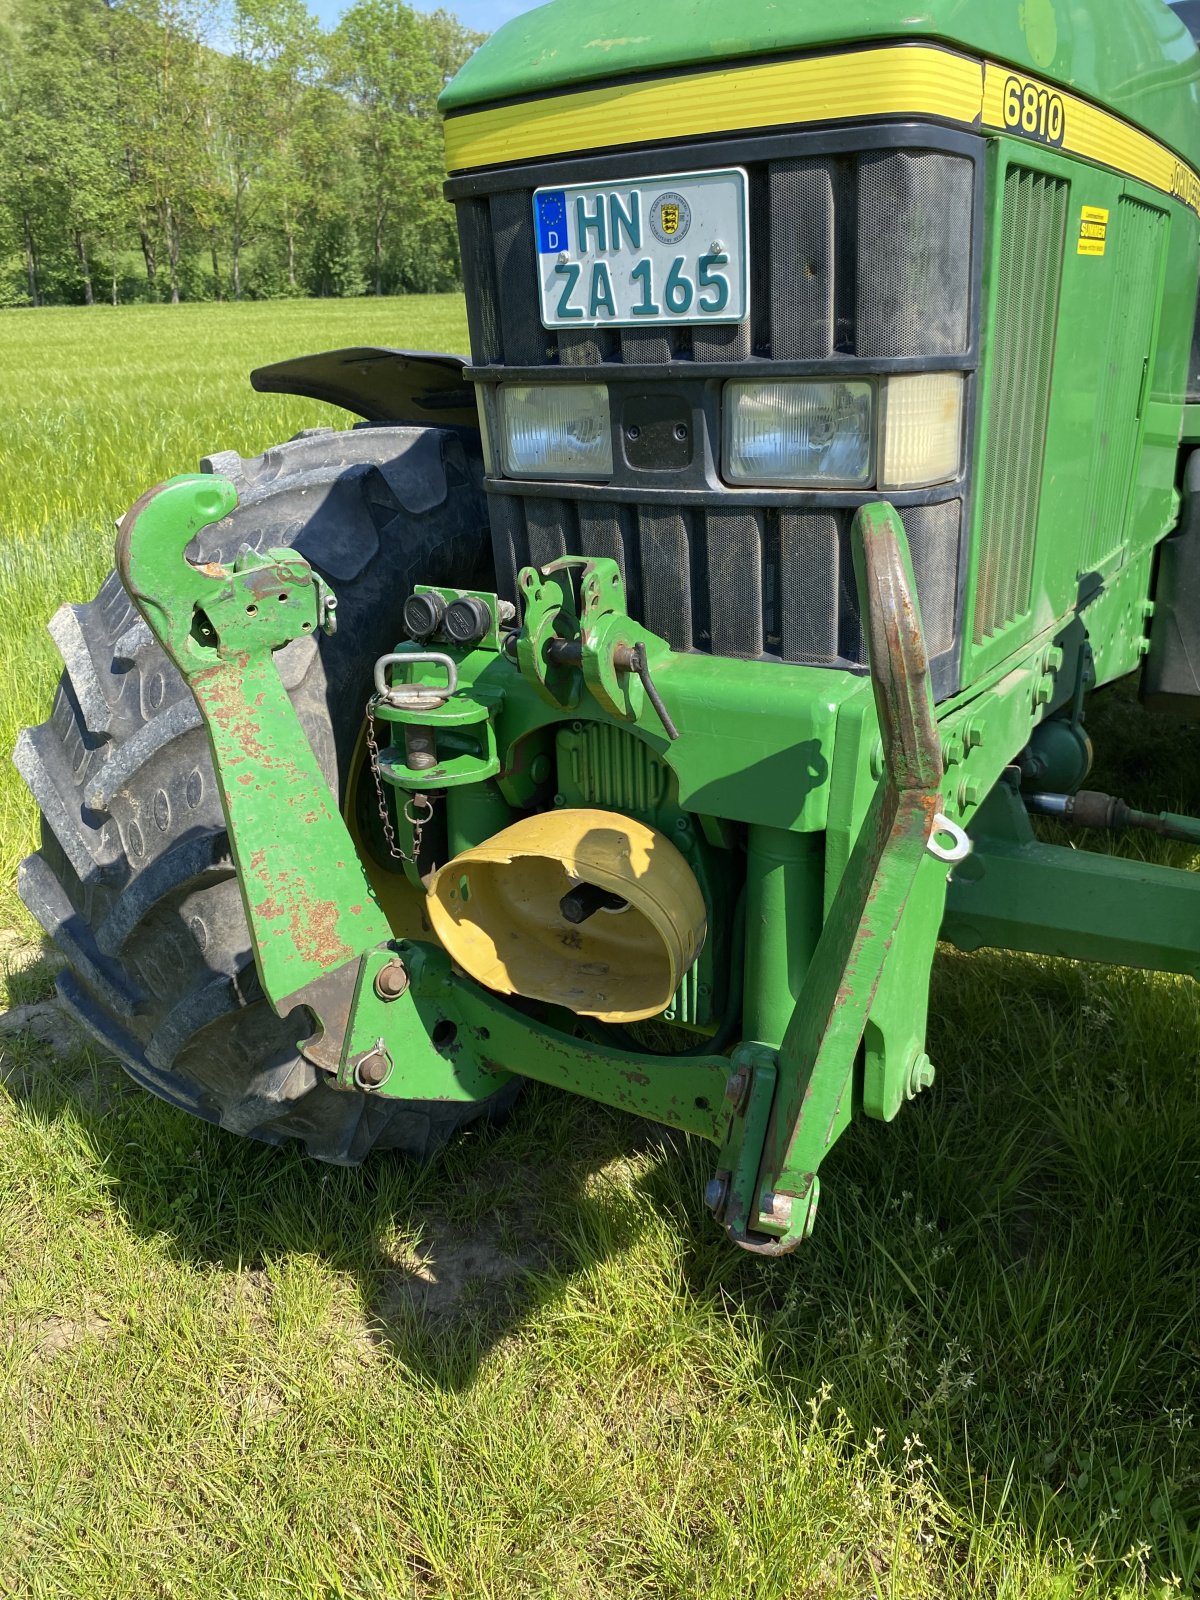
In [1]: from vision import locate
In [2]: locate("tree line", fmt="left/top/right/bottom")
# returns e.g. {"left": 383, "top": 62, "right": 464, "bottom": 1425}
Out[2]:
{"left": 0, "top": 0, "right": 482, "bottom": 306}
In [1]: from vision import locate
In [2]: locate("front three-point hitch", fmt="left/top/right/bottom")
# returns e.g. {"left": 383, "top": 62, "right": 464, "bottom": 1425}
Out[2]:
{"left": 118, "top": 473, "right": 969, "bottom": 1253}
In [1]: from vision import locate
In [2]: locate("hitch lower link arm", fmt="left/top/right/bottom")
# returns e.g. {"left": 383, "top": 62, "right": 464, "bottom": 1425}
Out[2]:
{"left": 116, "top": 474, "right": 391, "bottom": 1022}
{"left": 711, "top": 501, "right": 969, "bottom": 1255}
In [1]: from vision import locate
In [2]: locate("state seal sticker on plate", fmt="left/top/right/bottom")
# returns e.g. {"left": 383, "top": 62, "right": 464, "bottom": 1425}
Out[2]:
{"left": 533, "top": 168, "right": 749, "bottom": 330}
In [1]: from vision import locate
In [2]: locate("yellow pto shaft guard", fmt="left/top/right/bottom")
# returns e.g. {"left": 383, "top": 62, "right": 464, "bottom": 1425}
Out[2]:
{"left": 426, "top": 808, "right": 707, "bottom": 1022}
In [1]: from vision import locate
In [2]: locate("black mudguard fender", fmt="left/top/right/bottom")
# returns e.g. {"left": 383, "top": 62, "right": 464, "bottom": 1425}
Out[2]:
{"left": 250, "top": 347, "right": 478, "bottom": 429}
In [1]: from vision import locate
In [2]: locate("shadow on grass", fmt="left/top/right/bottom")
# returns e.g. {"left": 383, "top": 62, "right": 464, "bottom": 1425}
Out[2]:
{"left": 0, "top": 1015, "right": 667, "bottom": 1387}
{"left": 5, "top": 938, "right": 1199, "bottom": 1586}
{"left": 3, "top": 681, "right": 1198, "bottom": 1580}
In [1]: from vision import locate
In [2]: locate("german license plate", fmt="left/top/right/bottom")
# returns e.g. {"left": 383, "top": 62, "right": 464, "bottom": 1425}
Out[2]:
{"left": 533, "top": 169, "right": 748, "bottom": 330}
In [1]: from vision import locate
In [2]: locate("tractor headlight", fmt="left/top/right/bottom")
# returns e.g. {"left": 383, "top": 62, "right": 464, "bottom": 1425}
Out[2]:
{"left": 878, "top": 373, "right": 964, "bottom": 489}
{"left": 723, "top": 380, "right": 874, "bottom": 487}
{"left": 499, "top": 383, "right": 612, "bottom": 481}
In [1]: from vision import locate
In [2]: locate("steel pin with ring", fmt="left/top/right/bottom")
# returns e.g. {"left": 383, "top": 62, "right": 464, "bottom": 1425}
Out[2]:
{"left": 404, "top": 794, "right": 435, "bottom": 829}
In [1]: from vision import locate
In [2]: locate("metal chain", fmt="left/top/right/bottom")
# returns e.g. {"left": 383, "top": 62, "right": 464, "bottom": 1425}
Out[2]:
{"left": 364, "top": 696, "right": 433, "bottom": 864}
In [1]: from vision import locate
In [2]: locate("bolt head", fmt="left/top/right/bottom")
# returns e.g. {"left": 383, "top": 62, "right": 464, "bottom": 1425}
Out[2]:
{"left": 724, "top": 1065, "right": 750, "bottom": 1112}
{"left": 705, "top": 1172, "right": 730, "bottom": 1215}
{"left": 354, "top": 1048, "right": 390, "bottom": 1089}
{"left": 906, "top": 1052, "right": 936, "bottom": 1098}
{"left": 373, "top": 960, "right": 410, "bottom": 1001}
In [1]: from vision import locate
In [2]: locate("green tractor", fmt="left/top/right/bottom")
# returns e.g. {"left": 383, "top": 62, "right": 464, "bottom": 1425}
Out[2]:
{"left": 16, "top": 0, "right": 1200, "bottom": 1254}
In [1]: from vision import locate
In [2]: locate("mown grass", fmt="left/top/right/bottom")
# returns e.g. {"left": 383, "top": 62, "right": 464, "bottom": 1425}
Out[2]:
{"left": 1, "top": 300, "right": 1199, "bottom": 1597}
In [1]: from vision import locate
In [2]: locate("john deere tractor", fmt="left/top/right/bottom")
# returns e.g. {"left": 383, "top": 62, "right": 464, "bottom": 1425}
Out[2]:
{"left": 16, "top": 0, "right": 1200, "bottom": 1253}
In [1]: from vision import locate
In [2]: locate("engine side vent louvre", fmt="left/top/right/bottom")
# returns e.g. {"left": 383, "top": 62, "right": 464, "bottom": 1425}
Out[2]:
{"left": 973, "top": 165, "right": 1068, "bottom": 643}
{"left": 1188, "top": 296, "right": 1200, "bottom": 403}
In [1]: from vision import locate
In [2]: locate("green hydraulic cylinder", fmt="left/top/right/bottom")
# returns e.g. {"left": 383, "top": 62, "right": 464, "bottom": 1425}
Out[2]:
{"left": 743, "top": 825, "right": 825, "bottom": 1048}
{"left": 446, "top": 778, "right": 514, "bottom": 856}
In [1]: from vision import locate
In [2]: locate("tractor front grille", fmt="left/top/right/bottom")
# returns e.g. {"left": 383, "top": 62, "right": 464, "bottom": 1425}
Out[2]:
{"left": 487, "top": 496, "right": 961, "bottom": 663}
{"left": 459, "top": 146, "right": 974, "bottom": 368}
{"left": 450, "top": 122, "right": 980, "bottom": 694}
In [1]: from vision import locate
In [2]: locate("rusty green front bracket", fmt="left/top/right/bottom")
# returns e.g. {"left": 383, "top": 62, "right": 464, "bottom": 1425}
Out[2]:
{"left": 711, "top": 502, "right": 961, "bottom": 1255}
{"left": 114, "top": 473, "right": 736, "bottom": 1124}
{"left": 516, "top": 554, "right": 654, "bottom": 721}
{"left": 116, "top": 475, "right": 393, "bottom": 1011}
{"left": 342, "top": 940, "right": 732, "bottom": 1133}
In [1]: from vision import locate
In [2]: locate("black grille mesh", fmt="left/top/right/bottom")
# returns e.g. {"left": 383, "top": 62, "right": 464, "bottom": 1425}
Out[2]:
{"left": 768, "top": 160, "right": 838, "bottom": 359}
{"left": 489, "top": 495, "right": 961, "bottom": 668}
{"left": 490, "top": 190, "right": 550, "bottom": 366}
{"left": 905, "top": 500, "right": 961, "bottom": 658}
{"left": 465, "top": 148, "right": 973, "bottom": 367}
{"left": 856, "top": 152, "right": 973, "bottom": 358}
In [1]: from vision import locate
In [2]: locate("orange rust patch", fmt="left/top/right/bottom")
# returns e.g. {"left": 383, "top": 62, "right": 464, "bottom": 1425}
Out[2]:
{"left": 249, "top": 861, "right": 359, "bottom": 970}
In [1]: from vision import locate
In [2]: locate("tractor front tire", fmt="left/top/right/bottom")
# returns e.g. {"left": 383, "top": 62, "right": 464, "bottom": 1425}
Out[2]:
{"left": 15, "top": 424, "right": 517, "bottom": 1164}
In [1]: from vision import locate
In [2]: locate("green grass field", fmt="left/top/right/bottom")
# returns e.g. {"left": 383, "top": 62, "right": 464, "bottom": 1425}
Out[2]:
{"left": 1, "top": 299, "right": 1198, "bottom": 1598}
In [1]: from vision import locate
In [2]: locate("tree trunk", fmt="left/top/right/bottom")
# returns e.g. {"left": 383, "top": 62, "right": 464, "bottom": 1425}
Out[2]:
{"left": 210, "top": 238, "right": 222, "bottom": 299}
{"left": 374, "top": 207, "right": 383, "bottom": 296}
{"left": 286, "top": 227, "right": 296, "bottom": 289}
{"left": 232, "top": 180, "right": 243, "bottom": 301}
{"left": 139, "top": 225, "right": 157, "bottom": 287}
{"left": 75, "top": 232, "right": 95, "bottom": 306}
{"left": 111, "top": 263, "right": 118, "bottom": 307}
{"left": 163, "top": 198, "right": 181, "bottom": 304}
{"left": 21, "top": 212, "right": 40, "bottom": 307}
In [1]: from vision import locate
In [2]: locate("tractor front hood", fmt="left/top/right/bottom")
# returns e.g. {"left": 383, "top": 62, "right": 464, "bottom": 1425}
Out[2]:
{"left": 440, "top": 0, "right": 1200, "bottom": 177}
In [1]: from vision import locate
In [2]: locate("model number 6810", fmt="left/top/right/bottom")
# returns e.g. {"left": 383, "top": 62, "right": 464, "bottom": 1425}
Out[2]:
{"left": 1003, "top": 74, "right": 1066, "bottom": 148}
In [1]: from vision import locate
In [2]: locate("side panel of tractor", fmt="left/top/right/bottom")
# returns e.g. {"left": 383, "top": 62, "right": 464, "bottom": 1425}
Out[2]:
{"left": 16, "top": 0, "right": 1200, "bottom": 1254}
